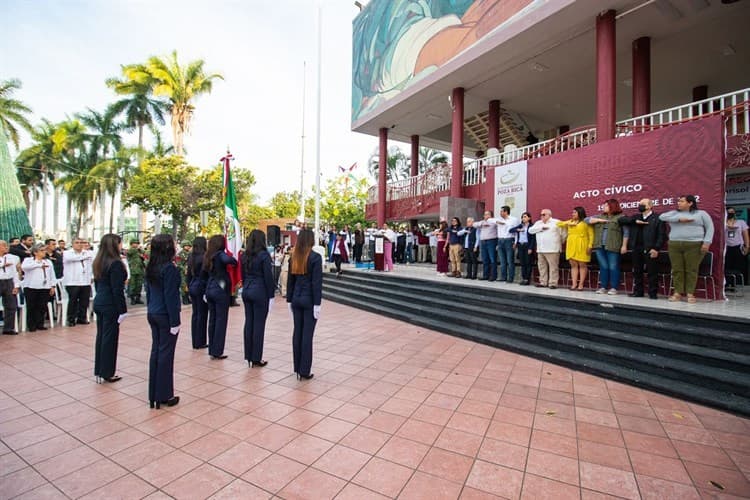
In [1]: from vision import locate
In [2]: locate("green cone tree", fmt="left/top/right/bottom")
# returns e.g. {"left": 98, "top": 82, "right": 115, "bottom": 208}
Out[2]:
{"left": 0, "top": 126, "right": 33, "bottom": 240}
{"left": 0, "top": 79, "right": 33, "bottom": 241}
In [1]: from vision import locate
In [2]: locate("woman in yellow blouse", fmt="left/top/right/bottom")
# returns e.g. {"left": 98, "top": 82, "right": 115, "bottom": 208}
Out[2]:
{"left": 558, "top": 207, "right": 594, "bottom": 290}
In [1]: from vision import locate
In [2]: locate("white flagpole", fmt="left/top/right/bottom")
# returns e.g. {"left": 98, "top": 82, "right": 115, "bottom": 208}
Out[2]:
{"left": 299, "top": 61, "right": 306, "bottom": 222}
{"left": 314, "top": 4, "right": 322, "bottom": 240}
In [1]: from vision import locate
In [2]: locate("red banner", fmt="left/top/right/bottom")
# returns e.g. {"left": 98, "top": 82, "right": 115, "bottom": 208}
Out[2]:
{"left": 527, "top": 115, "right": 726, "bottom": 297}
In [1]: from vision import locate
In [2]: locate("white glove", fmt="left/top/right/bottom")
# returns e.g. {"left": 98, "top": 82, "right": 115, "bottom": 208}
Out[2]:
{"left": 169, "top": 326, "right": 180, "bottom": 335}
{"left": 202, "top": 294, "right": 207, "bottom": 303}
{"left": 313, "top": 305, "right": 321, "bottom": 319}
{"left": 268, "top": 298, "right": 274, "bottom": 313}
{"left": 287, "top": 303, "right": 293, "bottom": 318}
{"left": 117, "top": 314, "right": 127, "bottom": 324}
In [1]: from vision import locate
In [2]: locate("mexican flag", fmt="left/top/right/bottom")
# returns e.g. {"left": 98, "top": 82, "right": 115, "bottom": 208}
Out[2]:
{"left": 221, "top": 152, "right": 242, "bottom": 290}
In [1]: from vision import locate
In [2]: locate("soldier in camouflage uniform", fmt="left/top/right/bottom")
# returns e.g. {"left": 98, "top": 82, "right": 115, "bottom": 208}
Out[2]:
{"left": 126, "top": 240, "right": 146, "bottom": 305}
{"left": 177, "top": 241, "right": 192, "bottom": 305}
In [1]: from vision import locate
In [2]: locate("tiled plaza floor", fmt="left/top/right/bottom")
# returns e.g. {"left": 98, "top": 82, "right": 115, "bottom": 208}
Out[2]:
{"left": 1, "top": 299, "right": 749, "bottom": 499}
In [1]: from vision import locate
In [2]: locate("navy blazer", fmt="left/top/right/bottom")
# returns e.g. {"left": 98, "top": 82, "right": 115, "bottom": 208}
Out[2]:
{"left": 93, "top": 260, "right": 128, "bottom": 314}
{"left": 242, "top": 250, "right": 275, "bottom": 302}
{"left": 201, "top": 251, "right": 237, "bottom": 293}
{"left": 286, "top": 251, "right": 322, "bottom": 309}
{"left": 510, "top": 223, "right": 537, "bottom": 252}
{"left": 186, "top": 252, "right": 206, "bottom": 295}
{"left": 145, "top": 263, "right": 181, "bottom": 328}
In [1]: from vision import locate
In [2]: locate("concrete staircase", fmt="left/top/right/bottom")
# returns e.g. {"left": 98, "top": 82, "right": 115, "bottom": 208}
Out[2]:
{"left": 322, "top": 271, "right": 750, "bottom": 417}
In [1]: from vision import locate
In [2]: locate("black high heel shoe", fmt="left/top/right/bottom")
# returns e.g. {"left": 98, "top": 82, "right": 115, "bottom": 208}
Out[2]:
{"left": 249, "top": 360, "right": 268, "bottom": 367}
{"left": 103, "top": 376, "right": 121, "bottom": 383}
{"left": 154, "top": 396, "right": 180, "bottom": 409}
{"left": 299, "top": 373, "right": 314, "bottom": 380}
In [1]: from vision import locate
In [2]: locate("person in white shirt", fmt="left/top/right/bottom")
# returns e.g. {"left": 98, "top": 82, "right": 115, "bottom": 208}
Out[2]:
{"left": 0, "top": 240, "right": 22, "bottom": 334}
{"left": 496, "top": 205, "right": 520, "bottom": 283}
{"left": 529, "top": 209, "right": 563, "bottom": 288}
{"left": 22, "top": 243, "right": 57, "bottom": 331}
{"left": 473, "top": 211, "right": 499, "bottom": 281}
{"left": 381, "top": 224, "right": 397, "bottom": 271}
{"left": 428, "top": 225, "right": 438, "bottom": 264}
{"left": 63, "top": 238, "right": 94, "bottom": 326}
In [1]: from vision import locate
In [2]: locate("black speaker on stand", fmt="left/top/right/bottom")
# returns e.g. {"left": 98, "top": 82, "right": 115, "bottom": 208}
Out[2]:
{"left": 267, "top": 225, "right": 281, "bottom": 247}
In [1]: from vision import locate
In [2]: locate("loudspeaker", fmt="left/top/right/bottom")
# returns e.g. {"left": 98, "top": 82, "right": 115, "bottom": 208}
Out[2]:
{"left": 267, "top": 225, "right": 281, "bottom": 246}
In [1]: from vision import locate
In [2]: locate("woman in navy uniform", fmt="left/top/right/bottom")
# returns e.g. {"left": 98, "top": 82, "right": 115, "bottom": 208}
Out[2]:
{"left": 145, "top": 234, "right": 181, "bottom": 409}
{"left": 241, "top": 230, "right": 275, "bottom": 367}
{"left": 286, "top": 229, "right": 322, "bottom": 380}
{"left": 91, "top": 234, "right": 127, "bottom": 383}
{"left": 186, "top": 236, "right": 208, "bottom": 349}
{"left": 21, "top": 243, "right": 57, "bottom": 332}
{"left": 202, "top": 235, "right": 237, "bottom": 360}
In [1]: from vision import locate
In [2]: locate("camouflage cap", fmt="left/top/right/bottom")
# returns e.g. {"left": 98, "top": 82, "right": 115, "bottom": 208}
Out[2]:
{"left": 181, "top": 240, "right": 192, "bottom": 246}
{"left": 129, "top": 239, "right": 140, "bottom": 244}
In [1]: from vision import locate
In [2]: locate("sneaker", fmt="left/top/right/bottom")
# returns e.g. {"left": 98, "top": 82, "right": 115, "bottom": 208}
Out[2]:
{"left": 596, "top": 288, "right": 607, "bottom": 294}
{"left": 607, "top": 289, "right": 617, "bottom": 295}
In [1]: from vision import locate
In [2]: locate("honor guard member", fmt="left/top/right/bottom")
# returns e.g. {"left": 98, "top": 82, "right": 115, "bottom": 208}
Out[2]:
{"left": 126, "top": 240, "right": 146, "bottom": 305}
{"left": 176, "top": 241, "right": 192, "bottom": 305}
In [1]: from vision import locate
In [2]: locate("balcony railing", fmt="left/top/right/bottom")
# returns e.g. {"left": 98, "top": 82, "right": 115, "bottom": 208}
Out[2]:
{"left": 616, "top": 88, "right": 750, "bottom": 136}
{"left": 463, "top": 126, "right": 597, "bottom": 186}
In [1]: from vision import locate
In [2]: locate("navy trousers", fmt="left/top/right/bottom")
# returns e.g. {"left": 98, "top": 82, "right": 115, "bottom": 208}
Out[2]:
{"left": 147, "top": 313, "right": 178, "bottom": 403}
{"left": 480, "top": 239, "right": 497, "bottom": 280}
{"left": 206, "top": 288, "right": 230, "bottom": 357}
{"left": 243, "top": 298, "right": 269, "bottom": 363}
{"left": 189, "top": 290, "right": 208, "bottom": 348}
{"left": 291, "top": 306, "right": 316, "bottom": 376}
{"left": 94, "top": 306, "right": 120, "bottom": 378}
{"left": 66, "top": 285, "right": 91, "bottom": 323}
{"left": 498, "top": 238, "right": 516, "bottom": 282}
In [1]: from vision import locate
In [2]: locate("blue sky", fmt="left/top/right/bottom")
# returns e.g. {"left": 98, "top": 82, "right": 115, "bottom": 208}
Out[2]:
{"left": 1, "top": 0, "right": 385, "bottom": 202}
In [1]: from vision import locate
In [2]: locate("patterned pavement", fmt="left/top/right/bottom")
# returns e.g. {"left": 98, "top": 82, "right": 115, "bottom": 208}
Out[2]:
{"left": 0, "top": 298, "right": 749, "bottom": 499}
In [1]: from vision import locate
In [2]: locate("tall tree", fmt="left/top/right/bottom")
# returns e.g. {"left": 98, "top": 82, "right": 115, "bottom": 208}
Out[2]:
{"left": 89, "top": 147, "right": 139, "bottom": 232}
{"left": 368, "top": 145, "right": 409, "bottom": 182}
{"left": 76, "top": 105, "right": 124, "bottom": 161}
{"left": 417, "top": 146, "right": 448, "bottom": 174}
{"left": 123, "top": 51, "right": 223, "bottom": 155}
{"left": 106, "top": 72, "right": 168, "bottom": 153}
{"left": 320, "top": 174, "right": 369, "bottom": 228}
{"left": 0, "top": 78, "right": 33, "bottom": 150}
{"left": 15, "top": 119, "right": 58, "bottom": 210}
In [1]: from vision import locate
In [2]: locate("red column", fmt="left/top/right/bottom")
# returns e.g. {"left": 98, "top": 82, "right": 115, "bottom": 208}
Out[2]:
{"left": 410, "top": 135, "right": 419, "bottom": 177}
{"left": 596, "top": 10, "right": 616, "bottom": 141}
{"left": 488, "top": 100, "right": 500, "bottom": 150}
{"left": 378, "top": 128, "right": 388, "bottom": 226}
{"left": 632, "top": 36, "right": 651, "bottom": 117}
{"left": 451, "top": 87, "right": 464, "bottom": 198}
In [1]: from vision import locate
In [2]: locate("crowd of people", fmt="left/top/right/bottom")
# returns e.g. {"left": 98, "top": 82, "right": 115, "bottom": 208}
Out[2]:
{"left": 320, "top": 196, "right": 744, "bottom": 304}
{"left": 0, "top": 228, "right": 324, "bottom": 409}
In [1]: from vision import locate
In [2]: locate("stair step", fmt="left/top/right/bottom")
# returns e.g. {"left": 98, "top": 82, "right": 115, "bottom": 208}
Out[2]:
{"left": 324, "top": 290, "right": 750, "bottom": 416}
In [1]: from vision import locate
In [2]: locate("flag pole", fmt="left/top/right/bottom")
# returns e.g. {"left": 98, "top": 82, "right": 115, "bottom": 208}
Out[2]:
{"left": 299, "top": 61, "right": 306, "bottom": 223}
{"left": 314, "top": 3, "right": 322, "bottom": 241}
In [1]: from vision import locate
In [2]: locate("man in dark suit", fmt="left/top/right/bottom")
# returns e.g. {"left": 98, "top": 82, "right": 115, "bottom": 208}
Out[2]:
{"left": 10, "top": 234, "right": 33, "bottom": 262}
{"left": 459, "top": 217, "right": 479, "bottom": 279}
{"left": 620, "top": 198, "right": 666, "bottom": 299}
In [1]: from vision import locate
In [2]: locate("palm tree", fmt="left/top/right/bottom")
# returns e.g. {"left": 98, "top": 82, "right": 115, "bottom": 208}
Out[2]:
{"left": 417, "top": 147, "right": 448, "bottom": 174}
{"left": 15, "top": 119, "right": 59, "bottom": 210}
{"left": 147, "top": 125, "right": 177, "bottom": 157}
{"left": 76, "top": 105, "right": 124, "bottom": 161}
{"left": 0, "top": 78, "right": 33, "bottom": 150}
{"left": 368, "top": 145, "right": 409, "bottom": 182}
{"left": 89, "top": 147, "right": 139, "bottom": 232}
{"left": 106, "top": 73, "right": 168, "bottom": 153}
{"left": 122, "top": 51, "right": 223, "bottom": 156}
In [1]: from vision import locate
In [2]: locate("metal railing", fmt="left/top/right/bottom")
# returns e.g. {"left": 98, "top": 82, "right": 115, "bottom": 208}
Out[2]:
{"left": 462, "top": 126, "right": 597, "bottom": 186}
{"left": 617, "top": 88, "right": 750, "bottom": 136}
